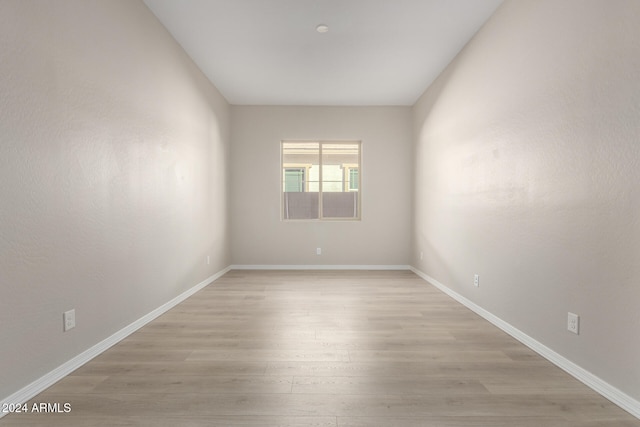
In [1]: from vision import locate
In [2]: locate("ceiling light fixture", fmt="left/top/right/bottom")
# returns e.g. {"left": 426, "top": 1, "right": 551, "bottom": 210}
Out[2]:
{"left": 316, "top": 24, "right": 329, "bottom": 33}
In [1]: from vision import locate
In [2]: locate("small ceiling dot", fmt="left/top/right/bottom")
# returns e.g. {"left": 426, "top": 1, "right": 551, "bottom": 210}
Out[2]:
{"left": 316, "top": 24, "right": 329, "bottom": 33}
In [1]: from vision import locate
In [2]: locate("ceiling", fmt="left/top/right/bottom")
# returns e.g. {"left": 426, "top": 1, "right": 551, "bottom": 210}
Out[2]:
{"left": 143, "top": 0, "right": 503, "bottom": 106}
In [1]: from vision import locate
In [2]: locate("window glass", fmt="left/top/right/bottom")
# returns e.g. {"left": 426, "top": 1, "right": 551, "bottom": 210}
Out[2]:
{"left": 282, "top": 141, "right": 360, "bottom": 220}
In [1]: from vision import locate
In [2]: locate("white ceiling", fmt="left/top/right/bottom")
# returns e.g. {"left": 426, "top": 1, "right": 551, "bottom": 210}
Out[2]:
{"left": 143, "top": 0, "right": 503, "bottom": 106}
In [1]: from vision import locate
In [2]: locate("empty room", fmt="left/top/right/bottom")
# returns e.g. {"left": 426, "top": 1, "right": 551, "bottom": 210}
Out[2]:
{"left": 1, "top": 0, "right": 639, "bottom": 426}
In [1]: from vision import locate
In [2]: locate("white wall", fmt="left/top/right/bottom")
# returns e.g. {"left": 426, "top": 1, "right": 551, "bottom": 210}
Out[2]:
{"left": 413, "top": 0, "right": 640, "bottom": 402}
{"left": 231, "top": 106, "right": 412, "bottom": 266}
{"left": 0, "top": 0, "right": 230, "bottom": 400}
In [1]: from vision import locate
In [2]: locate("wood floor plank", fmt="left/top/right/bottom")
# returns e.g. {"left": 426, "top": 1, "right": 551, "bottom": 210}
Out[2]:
{"left": 0, "top": 416, "right": 337, "bottom": 427}
{"left": 87, "top": 375, "right": 293, "bottom": 395}
{"left": 70, "top": 360, "right": 268, "bottom": 377}
{"left": 337, "top": 416, "right": 572, "bottom": 427}
{"left": 187, "top": 349, "right": 350, "bottom": 362}
{"left": 291, "top": 376, "right": 490, "bottom": 395}
{"left": 264, "top": 360, "right": 568, "bottom": 378}
{"left": 2, "top": 270, "right": 638, "bottom": 426}
{"left": 348, "top": 349, "right": 514, "bottom": 363}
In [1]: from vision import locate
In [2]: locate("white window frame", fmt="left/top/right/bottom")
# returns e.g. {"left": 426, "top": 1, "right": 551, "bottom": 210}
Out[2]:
{"left": 281, "top": 140, "right": 361, "bottom": 221}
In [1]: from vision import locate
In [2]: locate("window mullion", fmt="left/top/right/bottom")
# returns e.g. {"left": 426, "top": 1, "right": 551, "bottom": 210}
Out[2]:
{"left": 318, "top": 142, "right": 323, "bottom": 220}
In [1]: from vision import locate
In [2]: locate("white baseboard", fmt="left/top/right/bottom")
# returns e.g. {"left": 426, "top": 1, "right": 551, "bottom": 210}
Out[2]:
{"left": 0, "top": 266, "right": 231, "bottom": 418}
{"left": 410, "top": 266, "right": 640, "bottom": 420}
{"left": 230, "top": 264, "right": 411, "bottom": 270}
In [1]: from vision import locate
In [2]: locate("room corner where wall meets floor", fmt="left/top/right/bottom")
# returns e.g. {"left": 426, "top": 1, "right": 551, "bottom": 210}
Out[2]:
{"left": 410, "top": 266, "right": 640, "bottom": 420}
{"left": 0, "top": 0, "right": 231, "bottom": 405}
{"left": 411, "top": 0, "right": 640, "bottom": 417}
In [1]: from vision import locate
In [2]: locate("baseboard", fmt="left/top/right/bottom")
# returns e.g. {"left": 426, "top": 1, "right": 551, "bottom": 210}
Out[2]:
{"left": 230, "top": 264, "right": 411, "bottom": 270}
{"left": 0, "top": 265, "right": 231, "bottom": 418}
{"left": 410, "top": 266, "right": 640, "bottom": 420}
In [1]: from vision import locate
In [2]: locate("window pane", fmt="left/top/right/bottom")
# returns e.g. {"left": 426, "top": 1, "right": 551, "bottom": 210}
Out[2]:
{"left": 321, "top": 143, "right": 360, "bottom": 219}
{"left": 283, "top": 192, "right": 319, "bottom": 219}
{"left": 282, "top": 142, "right": 319, "bottom": 219}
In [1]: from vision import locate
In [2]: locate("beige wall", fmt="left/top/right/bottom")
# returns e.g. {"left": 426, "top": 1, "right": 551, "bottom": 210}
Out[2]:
{"left": 0, "top": 0, "right": 230, "bottom": 399}
{"left": 231, "top": 106, "right": 412, "bottom": 266}
{"left": 412, "top": 0, "right": 640, "bottom": 401}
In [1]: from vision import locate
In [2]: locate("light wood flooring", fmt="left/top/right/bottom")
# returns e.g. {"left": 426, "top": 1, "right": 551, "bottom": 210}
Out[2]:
{"left": 2, "top": 270, "right": 639, "bottom": 426}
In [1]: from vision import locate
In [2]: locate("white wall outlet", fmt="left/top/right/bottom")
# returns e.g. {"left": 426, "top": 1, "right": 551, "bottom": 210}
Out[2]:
{"left": 316, "top": 247, "right": 322, "bottom": 255}
{"left": 419, "top": 251, "right": 423, "bottom": 260}
{"left": 567, "top": 312, "right": 580, "bottom": 334}
{"left": 206, "top": 255, "right": 210, "bottom": 265}
{"left": 63, "top": 309, "right": 76, "bottom": 332}
{"left": 474, "top": 274, "right": 479, "bottom": 287}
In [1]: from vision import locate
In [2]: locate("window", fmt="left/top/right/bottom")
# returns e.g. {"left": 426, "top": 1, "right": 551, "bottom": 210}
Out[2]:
{"left": 282, "top": 141, "right": 361, "bottom": 220}
{"left": 344, "top": 165, "right": 359, "bottom": 192}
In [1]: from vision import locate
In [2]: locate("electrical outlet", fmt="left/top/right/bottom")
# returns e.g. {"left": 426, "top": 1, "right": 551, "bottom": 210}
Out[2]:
{"left": 206, "top": 255, "right": 210, "bottom": 265}
{"left": 63, "top": 309, "right": 76, "bottom": 332}
{"left": 567, "top": 312, "right": 580, "bottom": 334}
{"left": 419, "top": 251, "right": 423, "bottom": 260}
{"left": 474, "top": 274, "right": 479, "bottom": 287}
{"left": 316, "top": 247, "right": 322, "bottom": 255}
